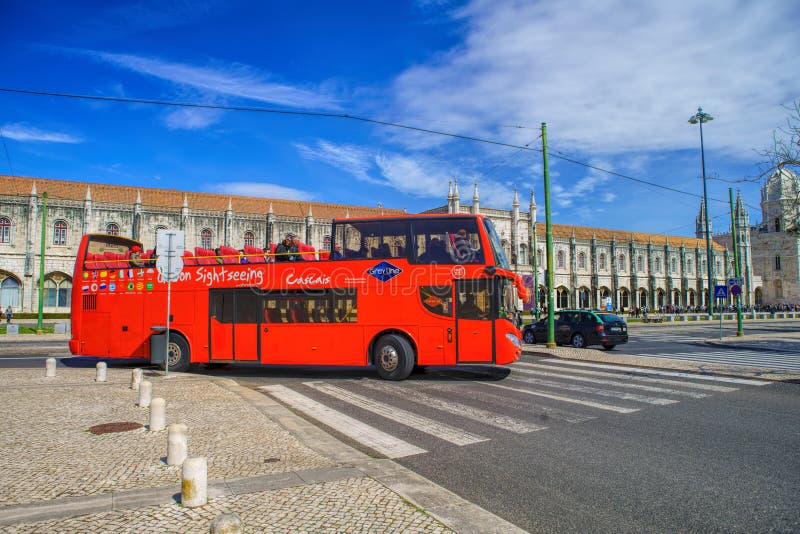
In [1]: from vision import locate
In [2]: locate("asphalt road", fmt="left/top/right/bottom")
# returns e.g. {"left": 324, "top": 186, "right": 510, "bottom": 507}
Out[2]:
{"left": 2, "top": 323, "right": 799, "bottom": 532}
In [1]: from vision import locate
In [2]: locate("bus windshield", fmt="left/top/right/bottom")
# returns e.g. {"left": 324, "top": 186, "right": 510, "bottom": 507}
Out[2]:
{"left": 482, "top": 218, "right": 510, "bottom": 270}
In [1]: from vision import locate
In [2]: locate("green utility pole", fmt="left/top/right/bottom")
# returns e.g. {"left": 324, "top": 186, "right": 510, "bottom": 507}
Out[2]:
{"left": 36, "top": 192, "right": 48, "bottom": 334}
{"left": 729, "top": 188, "right": 744, "bottom": 336}
{"left": 542, "top": 123, "right": 555, "bottom": 348}
{"left": 531, "top": 220, "right": 538, "bottom": 317}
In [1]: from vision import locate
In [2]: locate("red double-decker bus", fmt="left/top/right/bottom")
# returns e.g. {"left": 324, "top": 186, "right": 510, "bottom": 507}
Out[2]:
{"left": 70, "top": 214, "right": 526, "bottom": 380}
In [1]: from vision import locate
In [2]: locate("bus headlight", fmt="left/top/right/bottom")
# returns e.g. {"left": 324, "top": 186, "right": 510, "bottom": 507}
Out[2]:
{"left": 505, "top": 333, "right": 521, "bottom": 349}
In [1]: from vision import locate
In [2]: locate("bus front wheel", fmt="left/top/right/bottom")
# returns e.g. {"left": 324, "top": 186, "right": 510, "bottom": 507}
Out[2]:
{"left": 374, "top": 334, "right": 415, "bottom": 381}
{"left": 165, "top": 334, "right": 191, "bottom": 372}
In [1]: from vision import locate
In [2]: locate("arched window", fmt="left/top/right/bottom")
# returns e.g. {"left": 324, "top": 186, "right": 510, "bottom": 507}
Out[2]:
{"left": 775, "top": 217, "right": 781, "bottom": 232}
{"left": 518, "top": 244, "right": 527, "bottom": 265}
{"left": 201, "top": 228, "right": 212, "bottom": 249}
{"left": 106, "top": 223, "right": 120, "bottom": 236}
{"left": 244, "top": 231, "right": 255, "bottom": 247}
{"left": 53, "top": 220, "right": 67, "bottom": 245}
{"left": 557, "top": 287, "right": 569, "bottom": 308}
{"left": 578, "top": 252, "right": 586, "bottom": 270}
{"left": 671, "top": 257, "right": 677, "bottom": 273}
{"left": 557, "top": 250, "right": 565, "bottom": 268}
{"left": 43, "top": 278, "right": 72, "bottom": 308}
{"left": 774, "top": 279, "right": 783, "bottom": 298}
{"left": 599, "top": 253, "right": 606, "bottom": 270}
{"left": 0, "top": 217, "right": 10, "bottom": 243}
{"left": 0, "top": 277, "right": 20, "bottom": 307}
{"left": 637, "top": 256, "right": 643, "bottom": 272}
{"left": 775, "top": 255, "right": 782, "bottom": 271}
{"left": 618, "top": 254, "right": 625, "bottom": 272}
{"left": 620, "top": 288, "right": 629, "bottom": 309}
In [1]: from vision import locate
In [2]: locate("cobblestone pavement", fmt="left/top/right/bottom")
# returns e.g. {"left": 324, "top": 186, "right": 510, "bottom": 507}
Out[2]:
{"left": 4, "top": 478, "right": 450, "bottom": 534}
{"left": 0, "top": 367, "right": 459, "bottom": 532}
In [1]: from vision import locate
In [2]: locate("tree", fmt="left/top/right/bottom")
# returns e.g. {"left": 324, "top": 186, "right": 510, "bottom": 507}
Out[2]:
{"left": 759, "top": 100, "right": 800, "bottom": 178}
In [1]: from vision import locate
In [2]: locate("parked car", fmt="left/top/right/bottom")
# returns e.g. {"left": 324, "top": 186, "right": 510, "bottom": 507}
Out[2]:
{"left": 522, "top": 310, "right": 628, "bottom": 350}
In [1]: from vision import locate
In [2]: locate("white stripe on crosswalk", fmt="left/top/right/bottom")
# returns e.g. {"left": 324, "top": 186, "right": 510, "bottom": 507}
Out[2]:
{"left": 510, "top": 365, "right": 707, "bottom": 399}
{"left": 541, "top": 359, "right": 771, "bottom": 385}
{"left": 505, "top": 374, "right": 679, "bottom": 405}
{"left": 515, "top": 362, "right": 737, "bottom": 392}
{"left": 481, "top": 382, "right": 640, "bottom": 413}
{"left": 643, "top": 351, "right": 800, "bottom": 371}
{"left": 260, "top": 385, "right": 426, "bottom": 458}
{"left": 304, "top": 382, "right": 488, "bottom": 446}
{"left": 358, "top": 380, "right": 546, "bottom": 434}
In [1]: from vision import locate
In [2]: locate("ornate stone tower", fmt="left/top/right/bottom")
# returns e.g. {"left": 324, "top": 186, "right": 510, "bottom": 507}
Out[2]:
{"left": 695, "top": 199, "right": 711, "bottom": 239}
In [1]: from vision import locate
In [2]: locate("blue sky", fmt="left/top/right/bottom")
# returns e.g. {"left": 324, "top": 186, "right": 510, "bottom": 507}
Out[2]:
{"left": 1, "top": 0, "right": 798, "bottom": 236}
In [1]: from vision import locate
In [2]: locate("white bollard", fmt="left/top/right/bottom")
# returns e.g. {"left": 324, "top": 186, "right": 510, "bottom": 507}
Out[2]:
{"left": 181, "top": 456, "right": 207, "bottom": 508}
{"left": 210, "top": 513, "right": 243, "bottom": 533}
{"left": 149, "top": 397, "right": 166, "bottom": 431}
{"left": 131, "top": 368, "right": 143, "bottom": 391}
{"left": 45, "top": 358, "right": 56, "bottom": 378}
{"left": 138, "top": 381, "right": 152, "bottom": 408}
{"left": 95, "top": 362, "right": 107, "bottom": 382}
{"left": 167, "top": 423, "right": 188, "bottom": 466}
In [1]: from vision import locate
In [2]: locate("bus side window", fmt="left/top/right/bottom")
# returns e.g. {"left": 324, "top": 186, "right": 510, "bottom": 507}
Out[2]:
{"left": 456, "top": 281, "right": 491, "bottom": 320}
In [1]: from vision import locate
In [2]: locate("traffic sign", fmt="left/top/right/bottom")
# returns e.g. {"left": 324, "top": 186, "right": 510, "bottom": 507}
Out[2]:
{"left": 731, "top": 284, "right": 742, "bottom": 296}
{"left": 714, "top": 285, "right": 728, "bottom": 299}
{"left": 155, "top": 229, "right": 185, "bottom": 282}
{"left": 727, "top": 277, "right": 744, "bottom": 287}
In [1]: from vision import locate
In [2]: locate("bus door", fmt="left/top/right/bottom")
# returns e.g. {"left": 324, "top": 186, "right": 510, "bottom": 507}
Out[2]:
{"left": 209, "top": 289, "right": 260, "bottom": 361}
{"left": 455, "top": 279, "right": 494, "bottom": 363}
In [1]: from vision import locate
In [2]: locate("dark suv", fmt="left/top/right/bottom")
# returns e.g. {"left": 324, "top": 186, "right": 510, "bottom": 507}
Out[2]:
{"left": 522, "top": 310, "right": 628, "bottom": 350}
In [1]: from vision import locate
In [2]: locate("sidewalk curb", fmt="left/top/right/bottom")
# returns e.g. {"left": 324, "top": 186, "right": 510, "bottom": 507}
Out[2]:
{"left": 214, "top": 378, "right": 527, "bottom": 534}
{"left": 704, "top": 340, "right": 800, "bottom": 353}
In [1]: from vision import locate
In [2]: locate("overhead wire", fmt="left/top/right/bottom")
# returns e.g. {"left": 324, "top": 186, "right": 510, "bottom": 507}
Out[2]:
{"left": 0, "top": 86, "right": 743, "bottom": 208}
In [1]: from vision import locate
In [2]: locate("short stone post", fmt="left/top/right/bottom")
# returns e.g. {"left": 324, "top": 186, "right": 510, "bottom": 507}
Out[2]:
{"left": 45, "top": 358, "right": 56, "bottom": 378}
{"left": 149, "top": 397, "right": 166, "bottom": 431}
{"left": 138, "top": 381, "right": 152, "bottom": 408}
{"left": 95, "top": 362, "right": 107, "bottom": 382}
{"left": 167, "top": 423, "right": 188, "bottom": 466}
{"left": 181, "top": 456, "right": 207, "bottom": 508}
{"left": 210, "top": 513, "right": 243, "bottom": 533}
{"left": 131, "top": 368, "right": 143, "bottom": 391}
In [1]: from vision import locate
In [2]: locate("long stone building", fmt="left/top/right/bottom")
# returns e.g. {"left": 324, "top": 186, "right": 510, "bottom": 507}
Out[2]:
{"left": 0, "top": 175, "right": 402, "bottom": 313}
{"left": 4, "top": 172, "right": 797, "bottom": 314}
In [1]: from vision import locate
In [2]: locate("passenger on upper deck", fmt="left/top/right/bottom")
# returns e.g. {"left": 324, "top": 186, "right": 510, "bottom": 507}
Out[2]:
{"left": 453, "top": 228, "right": 476, "bottom": 263}
{"left": 331, "top": 244, "right": 344, "bottom": 260}
{"left": 129, "top": 245, "right": 144, "bottom": 267}
{"left": 275, "top": 235, "right": 299, "bottom": 262}
{"left": 419, "top": 238, "right": 451, "bottom": 264}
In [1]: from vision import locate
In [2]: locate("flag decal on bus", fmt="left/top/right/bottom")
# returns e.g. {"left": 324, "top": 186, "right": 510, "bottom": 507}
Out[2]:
{"left": 366, "top": 261, "right": 402, "bottom": 282}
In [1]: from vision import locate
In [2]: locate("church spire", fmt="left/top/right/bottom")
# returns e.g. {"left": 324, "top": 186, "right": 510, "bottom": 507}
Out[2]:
{"left": 471, "top": 181, "right": 480, "bottom": 214}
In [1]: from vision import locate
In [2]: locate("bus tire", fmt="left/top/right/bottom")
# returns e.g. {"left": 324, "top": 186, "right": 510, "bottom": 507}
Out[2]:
{"left": 374, "top": 334, "right": 415, "bottom": 381}
{"left": 165, "top": 334, "right": 191, "bottom": 372}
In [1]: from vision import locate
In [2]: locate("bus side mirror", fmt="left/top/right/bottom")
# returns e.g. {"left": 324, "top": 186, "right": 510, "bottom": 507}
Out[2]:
{"left": 484, "top": 266, "right": 496, "bottom": 276}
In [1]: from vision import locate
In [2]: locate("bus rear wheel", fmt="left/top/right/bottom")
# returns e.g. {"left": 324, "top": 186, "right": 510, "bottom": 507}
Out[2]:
{"left": 374, "top": 334, "right": 415, "bottom": 381}
{"left": 165, "top": 334, "right": 191, "bottom": 372}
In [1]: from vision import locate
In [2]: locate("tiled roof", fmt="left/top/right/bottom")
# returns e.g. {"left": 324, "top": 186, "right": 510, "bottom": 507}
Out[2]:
{"left": 538, "top": 222, "right": 725, "bottom": 251}
{"left": 1, "top": 175, "right": 405, "bottom": 219}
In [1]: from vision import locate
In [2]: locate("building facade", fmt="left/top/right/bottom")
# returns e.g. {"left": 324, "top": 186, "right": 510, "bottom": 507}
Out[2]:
{"left": 0, "top": 175, "right": 401, "bottom": 313}
{"left": 4, "top": 173, "right": 794, "bottom": 314}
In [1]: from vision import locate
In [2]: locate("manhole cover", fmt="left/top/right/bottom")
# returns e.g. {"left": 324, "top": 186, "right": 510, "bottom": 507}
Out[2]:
{"left": 88, "top": 422, "right": 143, "bottom": 435}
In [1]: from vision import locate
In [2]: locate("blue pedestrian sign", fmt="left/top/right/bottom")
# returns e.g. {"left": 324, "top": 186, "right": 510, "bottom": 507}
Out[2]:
{"left": 714, "top": 285, "right": 728, "bottom": 299}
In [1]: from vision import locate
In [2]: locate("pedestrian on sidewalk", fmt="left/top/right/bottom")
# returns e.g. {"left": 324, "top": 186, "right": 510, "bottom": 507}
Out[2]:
{"left": 4, "top": 305, "right": 11, "bottom": 324}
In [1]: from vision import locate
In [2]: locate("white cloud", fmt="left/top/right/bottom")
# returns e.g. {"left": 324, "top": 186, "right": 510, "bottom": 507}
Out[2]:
{"left": 294, "top": 141, "right": 379, "bottom": 184}
{"left": 88, "top": 50, "right": 341, "bottom": 110}
{"left": 203, "top": 181, "right": 314, "bottom": 201}
{"left": 1, "top": 123, "right": 83, "bottom": 143}
{"left": 164, "top": 108, "right": 223, "bottom": 130}
{"left": 390, "top": 0, "right": 800, "bottom": 157}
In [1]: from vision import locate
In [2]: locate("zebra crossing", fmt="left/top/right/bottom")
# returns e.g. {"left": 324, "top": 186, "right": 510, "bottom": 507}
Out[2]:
{"left": 260, "top": 359, "right": 770, "bottom": 459}
{"left": 630, "top": 348, "right": 800, "bottom": 371}
{"left": 630, "top": 330, "right": 708, "bottom": 344}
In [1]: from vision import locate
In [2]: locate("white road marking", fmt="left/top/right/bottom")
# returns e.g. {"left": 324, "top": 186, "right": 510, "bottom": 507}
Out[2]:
{"left": 642, "top": 351, "right": 800, "bottom": 371}
{"left": 260, "top": 385, "right": 426, "bottom": 459}
{"left": 541, "top": 359, "right": 771, "bottom": 385}
{"left": 510, "top": 365, "right": 707, "bottom": 398}
{"left": 304, "top": 382, "right": 488, "bottom": 446}
{"left": 505, "top": 374, "right": 679, "bottom": 405}
{"left": 358, "top": 380, "right": 546, "bottom": 433}
{"left": 480, "top": 382, "right": 640, "bottom": 414}
{"left": 515, "top": 362, "right": 737, "bottom": 392}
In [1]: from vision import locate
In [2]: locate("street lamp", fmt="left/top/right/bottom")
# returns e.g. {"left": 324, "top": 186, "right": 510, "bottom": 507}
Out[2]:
{"left": 689, "top": 106, "right": 714, "bottom": 316}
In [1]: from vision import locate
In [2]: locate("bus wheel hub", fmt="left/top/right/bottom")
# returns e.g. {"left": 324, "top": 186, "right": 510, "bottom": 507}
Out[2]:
{"left": 379, "top": 346, "right": 398, "bottom": 371}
